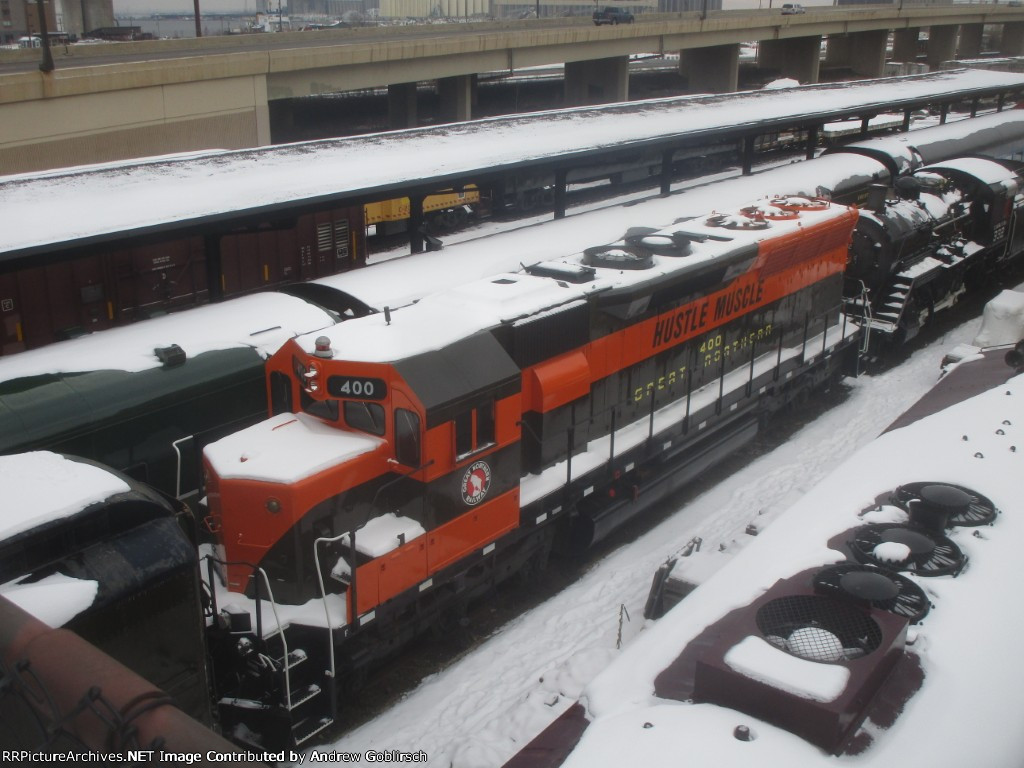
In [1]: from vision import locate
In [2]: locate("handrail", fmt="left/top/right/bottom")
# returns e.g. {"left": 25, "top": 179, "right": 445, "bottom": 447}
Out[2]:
{"left": 313, "top": 534, "right": 350, "bottom": 682}
{"left": 202, "top": 554, "right": 294, "bottom": 711}
{"left": 171, "top": 434, "right": 195, "bottom": 500}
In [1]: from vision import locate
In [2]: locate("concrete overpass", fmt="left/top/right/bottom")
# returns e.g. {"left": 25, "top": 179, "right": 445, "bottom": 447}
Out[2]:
{"left": 2, "top": 5, "right": 1024, "bottom": 174}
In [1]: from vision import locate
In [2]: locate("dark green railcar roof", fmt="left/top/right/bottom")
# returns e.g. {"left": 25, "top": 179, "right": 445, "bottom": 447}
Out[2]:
{"left": 0, "top": 346, "right": 267, "bottom": 454}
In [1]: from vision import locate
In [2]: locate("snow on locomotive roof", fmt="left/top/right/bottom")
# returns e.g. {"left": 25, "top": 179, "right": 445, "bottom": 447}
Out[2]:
{"left": 924, "top": 156, "right": 1022, "bottom": 187}
{"left": 0, "top": 291, "right": 338, "bottom": 384}
{"left": 0, "top": 451, "right": 129, "bottom": 541}
{"left": 837, "top": 109, "right": 1024, "bottom": 171}
{"left": 312, "top": 272, "right": 592, "bottom": 363}
{"left": 318, "top": 111, "right": 1024, "bottom": 313}
{"left": 2, "top": 69, "right": 1023, "bottom": 259}
{"left": 314, "top": 151, "right": 890, "bottom": 312}
{"left": 564, "top": 366, "right": 1024, "bottom": 767}
{"left": 303, "top": 199, "right": 853, "bottom": 362}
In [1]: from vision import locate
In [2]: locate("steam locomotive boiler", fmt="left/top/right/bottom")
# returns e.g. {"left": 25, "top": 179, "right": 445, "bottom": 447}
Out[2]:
{"left": 201, "top": 195, "right": 861, "bottom": 747}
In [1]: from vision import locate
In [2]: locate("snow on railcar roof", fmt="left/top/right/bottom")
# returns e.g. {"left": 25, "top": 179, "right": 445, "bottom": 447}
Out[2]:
{"left": 0, "top": 451, "right": 129, "bottom": 541}
{"left": 302, "top": 199, "right": 854, "bottom": 362}
{"left": 0, "top": 112, "right": 1014, "bottom": 383}
{"left": 564, "top": 362, "right": 1024, "bottom": 767}
{"left": 0, "top": 452, "right": 133, "bottom": 626}
{"left": 0, "top": 149, "right": 889, "bottom": 380}
{"left": 1, "top": 69, "right": 1022, "bottom": 258}
{"left": 843, "top": 109, "right": 1024, "bottom": 156}
{"left": 924, "top": 156, "right": 1022, "bottom": 186}
{"left": 0, "top": 291, "right": 338, "bottom": 383}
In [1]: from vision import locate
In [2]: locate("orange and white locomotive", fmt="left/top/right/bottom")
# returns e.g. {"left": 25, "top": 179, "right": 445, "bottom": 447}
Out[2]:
{"left": 202, "top": 196, "right": 860, "bottom": 747}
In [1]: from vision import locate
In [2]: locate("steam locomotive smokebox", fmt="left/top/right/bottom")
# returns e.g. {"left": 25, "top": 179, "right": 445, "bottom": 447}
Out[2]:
{"left": 691, "top": 573, "right": 909, "bottom": 755}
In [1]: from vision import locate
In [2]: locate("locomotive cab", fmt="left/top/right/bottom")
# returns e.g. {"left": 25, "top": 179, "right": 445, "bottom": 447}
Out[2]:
{"left": 919, "top": 158, "right": 1024, "bottom": 256}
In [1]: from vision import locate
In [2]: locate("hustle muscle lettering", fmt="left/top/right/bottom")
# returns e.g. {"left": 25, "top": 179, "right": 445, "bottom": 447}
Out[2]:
{"left": 649, "top": 278, "right": 766, "bottom": 352}
{"left": 651, "top": 301, "right": 710, "bottom": 348}
{"left": 713, "top": 280, "right": 764, "bottom": 321}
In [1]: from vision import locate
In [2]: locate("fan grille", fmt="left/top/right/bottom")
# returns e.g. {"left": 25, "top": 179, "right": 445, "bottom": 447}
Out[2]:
{"left": 848, "top": 524, "right": 966, "bottom": 577}
{"left": 756, "top": 595, "right": 882, "bottom": 663}
{"left": 891, "top": 482, "right": 998, "bottom": 527}
{"left": 814, "top": 564, "right": 931, "bottom": 624}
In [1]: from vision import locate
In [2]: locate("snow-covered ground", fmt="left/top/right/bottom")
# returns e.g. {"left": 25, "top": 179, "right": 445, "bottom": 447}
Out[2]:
{"left": 310, "top": 291, "right": 1003, "bottom": 767}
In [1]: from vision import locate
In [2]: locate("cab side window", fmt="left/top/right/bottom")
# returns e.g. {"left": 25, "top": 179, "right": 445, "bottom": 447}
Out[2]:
{"left": 345, "top": 401, "right": 385, "bottom": 436}
{"left": 454, "top": 401, "right": 496, "bottom": 460}
{"left": 395, "top": 408, "right": 421, "bottom": 467}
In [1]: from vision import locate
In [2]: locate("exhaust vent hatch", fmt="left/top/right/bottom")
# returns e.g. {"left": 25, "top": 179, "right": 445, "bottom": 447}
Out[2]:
{"left": 814, "top": 563, "right": 931, "bottom": 624}
{"left": 848, "top": 524, "right": 966, "bottom": 577}
{"left": 891, "top": 481, "right": 998, "bottom": 527}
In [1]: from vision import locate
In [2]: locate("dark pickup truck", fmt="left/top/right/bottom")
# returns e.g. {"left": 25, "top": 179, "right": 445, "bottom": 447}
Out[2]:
{"left": 593, "top": 6, "right": 635, "bottom": 24}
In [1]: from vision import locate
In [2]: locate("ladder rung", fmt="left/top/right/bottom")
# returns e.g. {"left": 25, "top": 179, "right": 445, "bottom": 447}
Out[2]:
{"left": 279, "top": 649, "right": 307, "bottom": 670}
{"left": 293, "top": 716, "right": 334, "bottom": 745}
{"left": 287, "top": 683, "right": 321, "bottom": 710}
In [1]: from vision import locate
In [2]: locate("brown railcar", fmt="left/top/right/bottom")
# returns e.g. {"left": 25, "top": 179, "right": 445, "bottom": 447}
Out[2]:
{"left": 0, "top": 204, "right": 365, "bottom": 356}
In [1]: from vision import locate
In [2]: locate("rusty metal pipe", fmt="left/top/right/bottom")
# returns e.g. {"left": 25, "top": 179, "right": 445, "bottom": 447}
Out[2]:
{"left": 0, "top": 596, "right": 258, "bottom": 763}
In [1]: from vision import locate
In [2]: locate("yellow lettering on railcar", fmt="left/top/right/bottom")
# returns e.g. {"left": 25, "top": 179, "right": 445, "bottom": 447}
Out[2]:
{"left": 631, "top": 322, "right": 775, "bottom": 404}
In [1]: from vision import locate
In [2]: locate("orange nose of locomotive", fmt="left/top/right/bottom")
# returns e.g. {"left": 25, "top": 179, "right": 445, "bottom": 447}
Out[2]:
{"left": 203, "top": 411, "right": 390, "bottom": 600}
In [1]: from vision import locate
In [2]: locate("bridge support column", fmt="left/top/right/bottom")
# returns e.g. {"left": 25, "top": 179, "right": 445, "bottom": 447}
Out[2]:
{"left": 926, "top": 25, "right": 958, "bottom": 69}
{"left": 824, "top": 35, "right": 852, "bottom": 67}
{"left": 438, "top": 75, "right": 475, "bottom": 123}
{"left": 1001, "top": 22, "right": 1024, "bottom": 56}
{"left": 564, "top": 56, "right": 629, "bottom": 106}
{"left": 958, "top": 23, "right": 984, "bottom": 59}
{"left": 891, "top": 28, "right": 920, "bottom": 62}
{"left": 680, "top": 44, "right": 739, "bottom": 93}
{"left": 825, "top": 30, "right": 887, "bottom": 76}
{"left": 758, "top": 36, "right": 821, "bottom": 84}
{"left": 388, "top": 83, "right": 418, "bottom": 129}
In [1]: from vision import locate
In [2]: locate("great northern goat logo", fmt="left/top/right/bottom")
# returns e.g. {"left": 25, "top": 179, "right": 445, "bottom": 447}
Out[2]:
{"left": 461, "top": 460, "right": 492, "bottom": 506}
